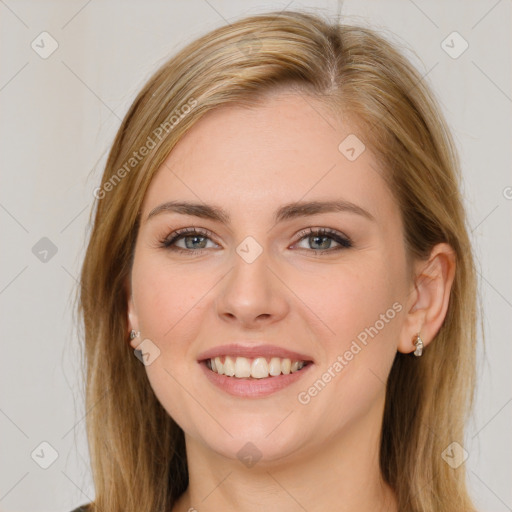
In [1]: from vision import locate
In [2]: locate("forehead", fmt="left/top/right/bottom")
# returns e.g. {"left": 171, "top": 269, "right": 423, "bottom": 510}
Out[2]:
{"left": 141, "top": 93, "right": 397, "bottom": 225}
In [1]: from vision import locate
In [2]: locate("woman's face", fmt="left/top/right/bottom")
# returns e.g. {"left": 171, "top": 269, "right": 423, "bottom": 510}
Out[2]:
{"left": 128, "top": 92, "right": 413, "bottom": 464}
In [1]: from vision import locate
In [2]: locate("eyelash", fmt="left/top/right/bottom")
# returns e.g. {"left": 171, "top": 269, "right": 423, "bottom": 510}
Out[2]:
{"left": 158, "top": 227, "right": 353, "bottom": 256}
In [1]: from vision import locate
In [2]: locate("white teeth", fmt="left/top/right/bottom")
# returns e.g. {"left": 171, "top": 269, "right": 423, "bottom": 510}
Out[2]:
{"left": 268, "top": 357, "right": 282, "bottom": 376}
{"left": 251, "top": 357, "right": 269, "bottom": 378}
{"left": 281, "top": 358, "right": 291, "bottom": 375}
{"left": 223, "top": 356, "right": 235, "bottom": 377}
{"left": 207, "top": 356, "right": 307, "bottom": 378}
{"left": 214, "top": 356, "right": 224, "bottom": 375}
{"left": 235, "top": 356, "right": 251, "bottom": 378}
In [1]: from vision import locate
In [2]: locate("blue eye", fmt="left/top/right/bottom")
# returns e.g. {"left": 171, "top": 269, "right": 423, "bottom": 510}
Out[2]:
{"left": 293, "top": 228, "right": 352, "bottom": 253}
{"left": 160, "top": 227, "right": 217, "bottom": 252}
{"left": 159, "top": 227, "right": 352, "bottom": 255}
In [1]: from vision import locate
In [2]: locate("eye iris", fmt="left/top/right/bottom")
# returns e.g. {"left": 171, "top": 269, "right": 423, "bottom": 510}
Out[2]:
{"left": 310, "top": 235, "right": 331, "bottom": 250}
{"left": 184, "top": 235, "right": 207, "bottom": 249}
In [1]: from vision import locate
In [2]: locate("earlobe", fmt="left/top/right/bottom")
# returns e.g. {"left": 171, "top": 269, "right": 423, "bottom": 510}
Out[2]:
{"left": 127, "top": 310, "right": 140, "bottom": 349}
{"left": 129, "top": 328, "right": 141, "bottom": 349}
{"left": 126, "top": 284, "right": 139, "bottom": 349}
{"left": 397, "top": 243, "right": 456, "bottom": 355}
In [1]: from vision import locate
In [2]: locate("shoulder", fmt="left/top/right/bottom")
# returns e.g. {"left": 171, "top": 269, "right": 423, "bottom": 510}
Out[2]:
{"left": 70, "top": 505, "right": 91, "bottom": 512}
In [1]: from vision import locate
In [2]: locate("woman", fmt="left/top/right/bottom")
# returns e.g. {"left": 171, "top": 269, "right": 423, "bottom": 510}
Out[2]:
{"left": 75, "top": 9, "right": 479, "bottom": 512}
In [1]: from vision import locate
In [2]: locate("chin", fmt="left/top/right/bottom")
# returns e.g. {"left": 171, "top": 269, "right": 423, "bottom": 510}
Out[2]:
{"left": 215, "top": 439, "right": 306, "bottom": 468}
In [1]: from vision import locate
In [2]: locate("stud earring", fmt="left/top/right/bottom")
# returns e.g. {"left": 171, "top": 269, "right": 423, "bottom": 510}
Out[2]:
{"left": 413, "top": 333, "right": 424, "bottom": 357}
{"left": 129, "top": 329, "right": 140, "bottom": 340}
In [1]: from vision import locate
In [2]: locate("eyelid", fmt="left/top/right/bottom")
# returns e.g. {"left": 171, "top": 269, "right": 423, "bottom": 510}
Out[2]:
{"left": 160, "top": 227, "right": 218, "bottom": 248}
{"left": 292, "top": 226, "right": 352, "bottom": 247}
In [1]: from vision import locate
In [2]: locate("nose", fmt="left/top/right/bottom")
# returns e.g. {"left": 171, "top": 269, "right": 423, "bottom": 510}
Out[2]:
{"left": 215, "top": 246, "right": 290, "bottom": 329}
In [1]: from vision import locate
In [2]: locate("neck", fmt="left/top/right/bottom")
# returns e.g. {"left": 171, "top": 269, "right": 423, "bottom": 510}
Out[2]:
{"left": 172, "top": 393, "right": 397, "bottom": 512}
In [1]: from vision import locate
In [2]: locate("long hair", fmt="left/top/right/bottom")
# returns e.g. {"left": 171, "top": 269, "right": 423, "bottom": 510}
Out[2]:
{"left": 77, "top": 10, "right": 479, "bottom": 511}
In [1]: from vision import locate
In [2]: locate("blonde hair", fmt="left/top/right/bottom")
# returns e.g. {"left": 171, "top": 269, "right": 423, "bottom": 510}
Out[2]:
{"left": 78, "top": 10, "right": 479, "bottom": 512}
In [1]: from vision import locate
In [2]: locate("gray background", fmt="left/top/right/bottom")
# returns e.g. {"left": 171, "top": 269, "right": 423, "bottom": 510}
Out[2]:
{"left": 0, "top": 0, "right": 511, "bottom": 511}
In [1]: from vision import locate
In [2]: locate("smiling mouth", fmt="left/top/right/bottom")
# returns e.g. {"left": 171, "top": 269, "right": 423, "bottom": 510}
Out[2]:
{"left": 204, "top": 355, "right": 312, "bottom": 379}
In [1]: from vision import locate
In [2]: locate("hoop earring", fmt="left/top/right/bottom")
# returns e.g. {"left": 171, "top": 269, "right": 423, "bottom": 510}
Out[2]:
{"left": 413, "top": 333, "right": 424, "bottom": 357}
{"left": 129, "top": 329, "right": 140, "bottom": 340}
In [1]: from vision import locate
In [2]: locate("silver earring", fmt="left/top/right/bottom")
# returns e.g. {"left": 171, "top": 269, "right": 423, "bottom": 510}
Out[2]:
{"left": 129, "top": 329, "right": 140, "bottom": 340}
{"left": 413, "top": 333, "right": 424, "bottom": 357}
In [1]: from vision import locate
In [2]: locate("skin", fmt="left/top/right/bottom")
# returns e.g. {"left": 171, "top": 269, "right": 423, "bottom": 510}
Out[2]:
{"left": 127, "top": 91, "right": 456, "bottom": 512}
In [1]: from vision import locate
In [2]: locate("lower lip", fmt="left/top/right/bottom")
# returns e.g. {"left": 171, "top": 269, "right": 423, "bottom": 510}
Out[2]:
{"left": 199, "top": 361, "right": 314, "bottom": 398}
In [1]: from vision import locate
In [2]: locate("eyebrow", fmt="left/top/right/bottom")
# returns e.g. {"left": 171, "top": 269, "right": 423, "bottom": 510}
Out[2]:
{"left": 146, "top": 199, "right": 375, "bottom": 224}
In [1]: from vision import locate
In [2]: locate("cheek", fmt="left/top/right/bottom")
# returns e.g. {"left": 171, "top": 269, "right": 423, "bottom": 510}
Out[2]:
{"left": 301, "top": 260, "right": 402, "bottom": 353}
{"left": 293, "top": 259, "right": 404, "bottom": 433}
{"left": 131, "top": 260, "right": 211, "bottom": 434}
{"left": 133, "top": 258, "right": 209, "bottom": 340}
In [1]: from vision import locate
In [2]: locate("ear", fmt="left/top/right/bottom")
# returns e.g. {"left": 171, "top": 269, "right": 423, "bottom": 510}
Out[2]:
{"left": 125, "top": 277, "right": 140, "bottom": 349}
{"left": 397, "top": 242, "right": 456, "bottom": 354}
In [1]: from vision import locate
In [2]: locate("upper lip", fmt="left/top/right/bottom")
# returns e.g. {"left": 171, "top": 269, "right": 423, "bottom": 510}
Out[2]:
{"left": 197, "top": 343, "right": 314, "bottom": 363}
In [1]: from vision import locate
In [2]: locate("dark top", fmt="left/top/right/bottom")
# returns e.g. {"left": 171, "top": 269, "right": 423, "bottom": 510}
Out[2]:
{"left": 70, "top": 506, "right": 90, "bottom": 512}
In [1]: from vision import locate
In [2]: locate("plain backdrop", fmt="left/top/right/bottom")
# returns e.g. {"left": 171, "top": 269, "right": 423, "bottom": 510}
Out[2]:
{"left": 0, "top": 1, "right": 511, "bottom": 511}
